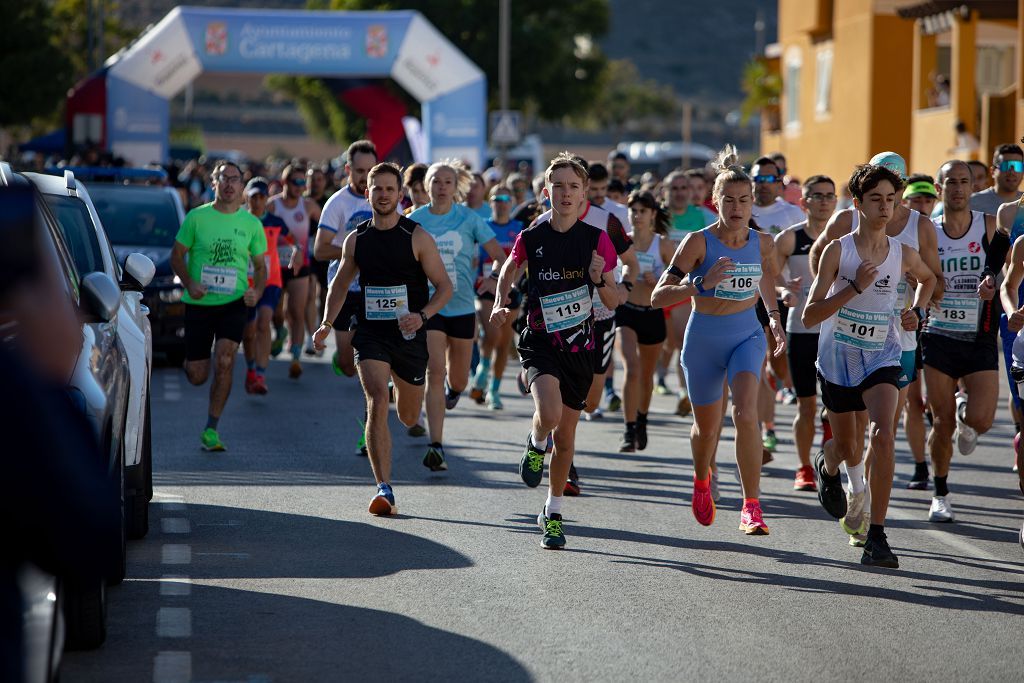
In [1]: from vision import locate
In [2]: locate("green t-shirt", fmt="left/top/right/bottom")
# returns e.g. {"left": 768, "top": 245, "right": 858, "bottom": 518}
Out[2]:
{"left": 175, "top": 203, "right": 267, "bottom": 306}
{"left": 669, "top": 206, "right": 707, "bottom": 242}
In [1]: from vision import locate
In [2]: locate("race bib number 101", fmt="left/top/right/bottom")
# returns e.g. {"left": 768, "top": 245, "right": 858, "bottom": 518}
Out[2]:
{"left": 834, "top": 307, "right": 889, "bottom": 351}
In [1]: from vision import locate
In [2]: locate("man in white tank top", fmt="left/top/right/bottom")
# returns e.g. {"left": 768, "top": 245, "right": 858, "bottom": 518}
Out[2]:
{"left": 774, "top": 175, "right": 835, "bottom": 493}
{"left": 921, "top": 160, "right": 1008, "bottom": 524}
{"left": 269, "top": 164, "right": 322, "bottom": 379}
{"left": 803, "top": 164, "right": 936, "bottom": 568}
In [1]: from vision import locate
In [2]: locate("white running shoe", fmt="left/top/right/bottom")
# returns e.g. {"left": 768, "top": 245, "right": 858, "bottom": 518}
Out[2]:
{"left": 840, "top": 490, "right": 867, "bottom": 536}
{"left": 710, "top": 470, "right": 721, "bottom": 503}
{"left": 929, "top": 495, "right": 955, "bottom": 523}
{"left": 583, "top": 408, "right": 604, "bottom": 422}
{"left": 955, "top": 393, "right": 977, "bottom": 456}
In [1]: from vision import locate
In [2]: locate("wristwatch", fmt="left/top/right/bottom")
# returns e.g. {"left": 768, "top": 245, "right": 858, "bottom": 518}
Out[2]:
{"left": 419, "top": 311, "right": 429, "bottom": 323}
{"left": 692, "top": 275, "right": 706, "bottom": 294}
{"left": 912, "top": 306, "right": 925, "bottom": 323}
{"left": 593, "top": 277, "right": 606, "bottom": 288}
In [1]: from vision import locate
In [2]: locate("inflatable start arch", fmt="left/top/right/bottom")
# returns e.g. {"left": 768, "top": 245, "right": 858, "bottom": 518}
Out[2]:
{"left": 96, "top": 6, "right": 486, "bottom": 166}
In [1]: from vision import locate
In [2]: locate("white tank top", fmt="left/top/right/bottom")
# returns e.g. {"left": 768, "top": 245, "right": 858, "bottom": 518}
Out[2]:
{"left": 785, "top": 224, "right": 818, "bottom": 334}
{"left": 816, "top": 232, "right": 903, "bottom": 386}
{"left": 270, "top": 196, "right": 310, "bottom": 265}
{"left": 891, "top": 210, "right": 921, "bottom": 351}
{"left": 927, "top": 211, "right": 986, "bottom": 341}
{"left": 630, "top": 231, "right": 665, "bottom": 280}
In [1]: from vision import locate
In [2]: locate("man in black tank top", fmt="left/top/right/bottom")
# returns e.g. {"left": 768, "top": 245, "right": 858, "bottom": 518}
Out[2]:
{"left": 313, "top": 163, "right": 453, "bottom": 517}
{"left": 490, "top": 154, "right": 621, "bottom": 551}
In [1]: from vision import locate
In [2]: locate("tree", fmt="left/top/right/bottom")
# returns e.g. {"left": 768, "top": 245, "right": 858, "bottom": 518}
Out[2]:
{"left": 577, "top": 59, "right": 679, "bottom": 137}
{"left": 52, "top": 0, "right": 137, "bottom": 84}
{"left": 271, "top": 0, "right": 611, "bottom": 143}
{"left": 740, "top": 58, "right": 781, "bottom": 127}
{"left": 0, "top": 0, "right": 73, "bottom": 128}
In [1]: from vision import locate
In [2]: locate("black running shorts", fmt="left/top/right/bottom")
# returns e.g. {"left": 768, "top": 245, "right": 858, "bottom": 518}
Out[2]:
{"left": 519, "top": 344, "right": 593, "bottom": 411}
{"left": 184, "top": 298, "right": 247, "bottom": 361}
{"left": 921, "top": 332, "right": 998, "bottom": 380}
{"left": 352, "top": 329, "right": 429, "bottom": 386}
{"left": 787, "top": 332, "right": 820, "bottom": 398}
{"left": 819, "top": 366, "right": 900, "bottom": 414}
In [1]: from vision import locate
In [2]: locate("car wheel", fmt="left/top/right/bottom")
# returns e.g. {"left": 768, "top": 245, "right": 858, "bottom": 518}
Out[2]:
{"left": 126, "top": 392, "right": 151, "bottom": 540}
{"left": 63, "top": 580, "right": 106, "bottom": 650}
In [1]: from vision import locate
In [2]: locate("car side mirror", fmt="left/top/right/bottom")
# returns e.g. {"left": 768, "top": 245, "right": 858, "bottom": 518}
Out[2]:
{"left": 122, "top": 253, "right": 156, "bottom": 290}
{"left": 81, "top": 272, "right": 121, "bottom": 323}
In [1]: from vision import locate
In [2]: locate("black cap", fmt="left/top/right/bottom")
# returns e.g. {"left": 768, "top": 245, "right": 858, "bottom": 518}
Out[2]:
{"left": 245, "top": 179, "right": 269, "bottom": 197}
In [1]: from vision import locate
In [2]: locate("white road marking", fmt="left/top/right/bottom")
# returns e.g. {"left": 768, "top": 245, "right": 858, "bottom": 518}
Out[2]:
{"left": 153, "top": 651, "right": 191, "bottom": 683}
{"left": 162, "top": 544, "right": 192, "bottom": 565}
{"left": 162, "top": 518, "right": 191, "bottom": 534}
{"left": 195, "top": 520, "right": 242, "bottom": 527}
{"left": 157, "top": 607, "right": 192, "bottom": 638}
{"left": 159, "top": 576, "right": 192, "bottom": 597}
{"left": 195, "top": 552, "right": 250, "bottom": 559}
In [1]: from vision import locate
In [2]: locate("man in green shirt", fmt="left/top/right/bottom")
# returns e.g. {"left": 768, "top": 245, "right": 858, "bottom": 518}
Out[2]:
{"left": 171, "top": 161, "right": 268, "bottom": 451}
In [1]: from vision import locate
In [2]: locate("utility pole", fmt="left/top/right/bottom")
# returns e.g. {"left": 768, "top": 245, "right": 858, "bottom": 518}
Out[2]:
{"left": 681, "top": 101, "right": 693, "bottom": 169}
{"left": 497, "top": 0, "right": 511, "bottom": 171}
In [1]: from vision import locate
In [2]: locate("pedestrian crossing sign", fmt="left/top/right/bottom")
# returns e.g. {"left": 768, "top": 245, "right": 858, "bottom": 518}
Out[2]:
{"left": 490, "top": 110, "right": 521, "bottom": 145}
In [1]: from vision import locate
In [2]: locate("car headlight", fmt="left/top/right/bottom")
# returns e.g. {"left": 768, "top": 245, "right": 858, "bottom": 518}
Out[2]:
{"left": 151, "top": 274, "right": 182, "bottom": 288}
{"left": 159, "top": 287, "right": 184, "bottom": 303}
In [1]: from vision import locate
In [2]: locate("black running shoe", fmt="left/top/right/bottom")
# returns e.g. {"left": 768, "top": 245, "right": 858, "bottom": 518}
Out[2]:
{"left": 813, "top": 450, "right": 847, "bottom": 519}
{"left": 519, "top": 433, "right": 546, "bottom": 487}
{"left": 538, "top": 509, "right": 566, "bottom": 549}
{"left": 516, "top": 370, "right": 530, "bottom": 395}
{"left": 861, "top": 531, "right": 899, "bottom": 568}
{"left": 636, "top": 413, "right": 648, "bottom": 451}
{"left": 906, "top": 474, "right": 931, "bottom": 490}
{"left": 619, "top": 429, "right": 636, "bottom": 453}
{"left": 564, "top": 462, "right": 581, "bottom": 496}
{"left": 444, "top": 381, "right": 461, "bottom": 410}
{"left": 423, "top": 444, "right": 448, "bottom": 471}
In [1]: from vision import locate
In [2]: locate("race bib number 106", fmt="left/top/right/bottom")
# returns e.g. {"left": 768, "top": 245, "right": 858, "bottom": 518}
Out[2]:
{"left": 714, "top": 263, "right": 762, "bottom": 301}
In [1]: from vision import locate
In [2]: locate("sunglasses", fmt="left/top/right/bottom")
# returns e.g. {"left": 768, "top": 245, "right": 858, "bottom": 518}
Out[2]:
{"left": 491, "top": 194, "right": 511, "bottom": 202}
{"left": 999, "top": 160, "right": 1024, "bottom": 173}
{"left": 289, "top": 178, "right": 307, "bottom": 187}
{"left": 753, "top": 174, "right": 779, "bottom": 184}
{"left": 807, "top": 192, "right": 837, "bottom": 202}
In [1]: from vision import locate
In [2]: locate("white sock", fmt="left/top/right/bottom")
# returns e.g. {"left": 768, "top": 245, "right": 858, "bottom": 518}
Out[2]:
{"left": 845, "top": 462, "right": 866, "bottom": 494}
{"left": 531, "top": 429, "right": 548, "bottom": 451}
{"left": 545, "top": 493, "right": 563, "bottom": 516}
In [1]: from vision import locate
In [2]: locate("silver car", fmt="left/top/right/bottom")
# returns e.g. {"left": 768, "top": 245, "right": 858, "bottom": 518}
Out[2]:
{"left": 1, "top": 163, "right": 130, "bottom": 653}
{"left": 28, "top": 170, "right": 156, "bottom": 541}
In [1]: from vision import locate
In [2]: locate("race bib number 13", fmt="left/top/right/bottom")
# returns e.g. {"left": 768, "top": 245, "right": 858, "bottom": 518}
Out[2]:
{"left": 200, "top": 265, "right": 237, "bottom": 295}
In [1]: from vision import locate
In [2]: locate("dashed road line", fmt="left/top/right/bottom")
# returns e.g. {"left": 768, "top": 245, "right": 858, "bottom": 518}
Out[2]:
{"left": 161, "top": 544, "right": 192, "bottom": 565}
{"left": 157, "top": 607, "right": 192, "bottom": 638}
{"left": 153, "top": 651, "right": 191, "bottom": 683}
{"left": 159, "top": 575, "right": 192, "bottom": 597}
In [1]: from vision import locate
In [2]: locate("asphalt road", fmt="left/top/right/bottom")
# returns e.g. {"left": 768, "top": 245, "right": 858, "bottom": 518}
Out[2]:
{"left": 63, "top": 349, "right": 1024, "bottom": 682}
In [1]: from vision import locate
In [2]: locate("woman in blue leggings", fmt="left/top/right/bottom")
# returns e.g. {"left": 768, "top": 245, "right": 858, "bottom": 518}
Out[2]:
{"left": 652, "top": 145, "right": 786, "bottom": 535}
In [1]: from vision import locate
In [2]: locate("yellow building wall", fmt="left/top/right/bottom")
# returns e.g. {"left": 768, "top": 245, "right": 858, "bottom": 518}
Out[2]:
{"left": 765, "top": 1, "right": 915, "bottom": 186}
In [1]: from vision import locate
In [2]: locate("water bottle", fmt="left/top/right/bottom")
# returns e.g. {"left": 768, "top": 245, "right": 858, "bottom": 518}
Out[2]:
{"left": 395, "top": 299, "right": 416, "bottom": 341}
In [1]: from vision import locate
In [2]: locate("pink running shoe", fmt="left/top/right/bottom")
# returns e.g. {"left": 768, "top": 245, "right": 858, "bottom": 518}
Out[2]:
{"left": 692, "top": 486, "right": 716, "bottom": 526}
{"left": 739, "top": 500, "right": 770, "bottom": 535}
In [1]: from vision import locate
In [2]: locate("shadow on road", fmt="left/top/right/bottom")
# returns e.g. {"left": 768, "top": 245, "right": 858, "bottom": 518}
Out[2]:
{"left": 135, "top": 503, "right": 474, "bottom": 581}
{"left": 63, "top": 581, "right": 532, "bottom": 682}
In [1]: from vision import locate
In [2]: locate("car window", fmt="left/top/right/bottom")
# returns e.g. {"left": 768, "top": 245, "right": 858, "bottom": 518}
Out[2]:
{"left": 88, "top": 185, "right": 181, "bottom": 247}
{"left": 41, "top": 194, "right": 106, "bottom": 277}
{"left": 35, "top": 194, "right": 80, "bottom": 302}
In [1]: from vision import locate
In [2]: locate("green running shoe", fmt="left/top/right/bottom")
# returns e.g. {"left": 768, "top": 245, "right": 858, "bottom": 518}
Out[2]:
{"left": 537, "top": 509, "right": 566, "bottom": 549}
{"left": 270, "top": 325, "right": 286, "bottom": 357}
{"left": 332, "top": 351, "right": 344, "bottom": 376}
{"left": 423, "top": 444, "right": 447, "bottom": 471}
{"left": 355, "top": 419, "right": 367, "bottom": 457}
{"left": 201, "top": 428, "right": 225, "bottom": 452}
{"left": 519, "top": 433, "right": 546, "bottom": 487}
{"left": 762, "top": 431, "right": 778, "bottom": 452}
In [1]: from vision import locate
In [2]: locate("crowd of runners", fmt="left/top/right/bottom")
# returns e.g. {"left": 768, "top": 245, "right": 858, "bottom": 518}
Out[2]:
{"left": 172, "top": 138, "right": 1024, "bottom": 566}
